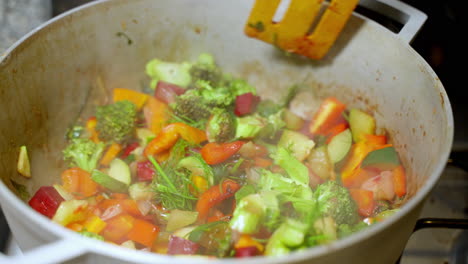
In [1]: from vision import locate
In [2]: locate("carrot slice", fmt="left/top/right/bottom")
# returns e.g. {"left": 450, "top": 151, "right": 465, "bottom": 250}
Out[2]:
{"left": 393, "top": 165, "right": 406, "bottom": 197}
{"left": 127, "top": 219, "right": 160, "bottom": 248}
{"left": 100, "top": 143, "right": 123, "bottom": 166}
{"left": 196, "top": 179, "right": 241, "bottom": 221}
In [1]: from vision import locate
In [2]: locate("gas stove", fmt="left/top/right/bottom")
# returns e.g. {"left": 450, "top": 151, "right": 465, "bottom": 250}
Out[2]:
{"left": 1, "top": 0, "right": 467, "bottom": 263}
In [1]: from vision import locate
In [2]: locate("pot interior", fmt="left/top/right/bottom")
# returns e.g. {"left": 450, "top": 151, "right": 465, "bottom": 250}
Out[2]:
{"left": 0, "top": 0, "right": 452, "bottom": 222}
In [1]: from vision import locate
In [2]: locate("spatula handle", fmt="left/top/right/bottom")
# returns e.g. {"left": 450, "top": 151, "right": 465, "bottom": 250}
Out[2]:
{"left": 359, "top": 0, "right": 427, "bottom": 43}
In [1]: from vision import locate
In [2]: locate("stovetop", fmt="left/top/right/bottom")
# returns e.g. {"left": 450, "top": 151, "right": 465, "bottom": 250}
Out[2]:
{"left": 1, "top": 1, "right": 467, "bottom": 263}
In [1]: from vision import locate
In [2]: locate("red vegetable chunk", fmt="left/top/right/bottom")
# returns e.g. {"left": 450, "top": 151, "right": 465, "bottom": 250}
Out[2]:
{"left": 235, "top": 246, "right": 260, "bottom": 258}
{"left": 121, "top": 142, "right": 140, "bottom": 159}
{"left": 234, "top": 93, "right": 260, "bottom": 116}
{"left": 28, "top": 186, "right": 64, "bottom": 218}
{"left": 137, "top": 160, "right": 156, "bottom": 181}
{"left": 155, "top": 81, "right": 185, "bottom": 104}
{"left": 167, "top": 235, "right": 199, "bottom": 255}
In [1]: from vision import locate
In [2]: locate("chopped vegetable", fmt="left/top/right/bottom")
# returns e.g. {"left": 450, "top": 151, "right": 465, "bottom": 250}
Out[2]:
{"left": 113, "top": 88, "right": 149, "bottom": 110}
{"left": 361, "top": 146, "right": 400, "bottom": 171}
{"left": 201, "top": 141, "right": 245, "bottom": 165}
{"left": 96, "top": 100, "right": 138, "bottom": 143}
{"left": 327, "top": 128, "right": 352, "bottom": 163}
{"left": 29, "top": 53, "right": 408, "bottom": 258}
{"left": 349, "top": 108, "right": 376, "bottom": 142}
{"left": 63, "top": 138, "right": 105, "bottom": 172}
{"left": 17, "top": 145, "right": 31, "bottom": 178}
{"left": 196, "top": 179, "right": 241, "bottom": 221}
{"left": 28, "top": 186, "right": 64, "bottom": 218}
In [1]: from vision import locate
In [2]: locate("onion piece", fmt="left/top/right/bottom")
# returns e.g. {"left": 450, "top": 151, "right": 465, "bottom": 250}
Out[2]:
{"left": 361, "top": 171, "right": 395, "bottom": 201}
{"left": 155, "top": 81, "right": 185, "bottom": 104}
{"left": 137, "top": 200, "right": 152, "bottom": 216}
{"left": 101, "top": 204, "right": 123, "bottom": 221}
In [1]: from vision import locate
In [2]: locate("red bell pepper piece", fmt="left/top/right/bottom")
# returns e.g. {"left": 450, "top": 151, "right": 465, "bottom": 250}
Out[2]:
{"left": 325, "top": 122, "right": 349, "bottom": 143}
{"left": 28, "top": 186, "right": 64, "bottom": 218}
{"left": 155, "top": 81, "right": 185, "bottom": 104}
{"left": 393, "top": 165, "right": 406, "bottom": 197}
{"left": 309, "top": 97, "right": 346, "bottom": 136}
{"left": 137, "top": 160, "right": 156, "bottom": 181}
{"left": 201, "top": 141, "right": 245, "bottom": 165}
{"left": 349, "top": 189, "right": 376, "bottom": 217}
{"left": 127, "top": 219, "right": 160, "bottom": 248}
{"left": 196, "top": 179, "right": 241, "bottom": 221}
{"left": 167, "top": 235, "right": 200, "bottom": 255}
{"left": 234, "top": 93, "right": 260, "bottom": 116}
{"left": 121, "top": 142, "right": 140, "bottom": 159}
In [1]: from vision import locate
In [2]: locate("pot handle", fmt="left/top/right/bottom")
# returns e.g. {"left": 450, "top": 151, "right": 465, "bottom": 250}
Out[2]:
{"left": 0, "top": 238, "right": 88, "bottom": 264}
{"left": 358, "top": 0, "right": 427, "bottom": 43}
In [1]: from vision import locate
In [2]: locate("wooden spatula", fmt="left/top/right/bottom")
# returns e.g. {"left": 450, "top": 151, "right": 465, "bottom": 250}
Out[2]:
{"left": 245, "top": 0, "right": 359, "bottom": 60}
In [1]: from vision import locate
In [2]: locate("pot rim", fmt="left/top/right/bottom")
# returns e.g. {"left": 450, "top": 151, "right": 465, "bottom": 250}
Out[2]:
{"left": 0, "top": 0, "right": 454, "bottom": 263}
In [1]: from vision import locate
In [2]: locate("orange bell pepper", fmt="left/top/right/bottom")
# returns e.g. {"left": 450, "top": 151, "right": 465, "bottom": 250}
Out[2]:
{"left": 61, "top": 168, "right": 98, "bottom": 198}
{"left": 309, "top": 97, "right": 346, "bottom": 135}
{"left": 200, "top": 141, "right": 245, "bottom": 165}
{"left": 144, "top": 123, "right": 207, "bottom": 156}
{"left": 340, "top": 142, "right": 372, "bottom": 188}
{"left": 127, "top": 219, "right": 160, "bottom": 248}
{"left": 86, "top": 117, "right": 100, "bottom": 143}
{"left": 144, "top": 97, "right": 169, "bottom": 135}
{"left": 113, "top": 88, "right": 149, "bottom": 110}
{"left": 196, "top": 179, "right": 241, "bottom": 221}
{"left": 101, "top": 214, "right": 135, "bottom": 243}
{"left": 393, "top": 165, "right": 406, "bottom": 197}
{"left": 349, "top": 189, "right": 376, "bottom": 217}
{"left": 100, "top": 143, "right": 123, "bottom": 166}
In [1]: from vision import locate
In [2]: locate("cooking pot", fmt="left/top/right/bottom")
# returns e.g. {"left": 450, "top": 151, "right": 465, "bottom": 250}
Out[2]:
{"left": 0, "top": 0, "right": 453, "bottom": 263}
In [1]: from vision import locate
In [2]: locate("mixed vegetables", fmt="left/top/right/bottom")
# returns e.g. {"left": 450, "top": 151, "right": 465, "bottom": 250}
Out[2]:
{"left": 26, "top": 53, "right": 406, "bottom": 258}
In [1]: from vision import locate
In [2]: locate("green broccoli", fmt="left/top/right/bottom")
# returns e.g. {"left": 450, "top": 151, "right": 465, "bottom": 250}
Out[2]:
{"left": 206, "top": 108, "right": 236, "bottom": 143}
{"left": 63, "top": 138, "right": 105, "bottom": 172}
{"left": 95, "top": 100, "right": 137, "bottom": 143}
{"left": 313, "top": 181, "right": 360, "bottom": 225}
{"left": 146, "top": 58, "right": 192, "bottom": 89}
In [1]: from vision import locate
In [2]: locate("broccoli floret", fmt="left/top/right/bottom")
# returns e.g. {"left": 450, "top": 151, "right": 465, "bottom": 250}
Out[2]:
{"left": 337, "top": 221, "right": 368, "bottom": 238}
{"left": 63, "top": 138, "right": 105, "bottom": 172}
{"left": 172, "top": 90, "right": 212, "bottom": 124}
{"left": 146, "top": 58, "right": 192, "bottom": 89}
{"left": 206, "top": 108, "right": 236, "bottom": 143}
{"left": 313, "top": 181, "right": 359, "bottom": 225}
{"left": 95, "top": 100, "right": 137, "bottom": 143}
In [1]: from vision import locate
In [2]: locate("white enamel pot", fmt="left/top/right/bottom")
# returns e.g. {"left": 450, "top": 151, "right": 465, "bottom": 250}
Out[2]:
{"left": 0, "top": 0, "right": 453, "bottom": 263}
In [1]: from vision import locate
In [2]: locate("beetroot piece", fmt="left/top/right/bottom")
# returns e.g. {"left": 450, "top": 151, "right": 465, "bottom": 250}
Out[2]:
{"left": 28, "top": 186, "right": 64, "bottom": 218}
{"left": 234, "top": 93, "right": 260, "bottom": 116}
{"left": 137, "top": 160, "right": 156, "bottom": 181}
